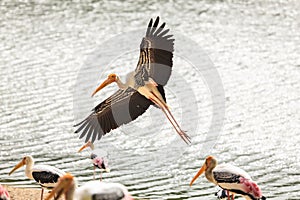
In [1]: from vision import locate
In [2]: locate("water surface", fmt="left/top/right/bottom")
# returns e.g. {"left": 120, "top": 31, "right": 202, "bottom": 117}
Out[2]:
{"left": 0, "top": 0, "right": 299, "bottom": 199}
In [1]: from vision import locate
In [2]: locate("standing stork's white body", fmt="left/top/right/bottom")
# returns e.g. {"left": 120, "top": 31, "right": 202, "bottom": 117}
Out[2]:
{"left": 9, "top": 155, "right": 66, "bottom": 200}
{"left": 190, "top": 156, "right": 266, "bottom": 200}
{"left": 45, "top": 174, "right": 133, "bottom": 200}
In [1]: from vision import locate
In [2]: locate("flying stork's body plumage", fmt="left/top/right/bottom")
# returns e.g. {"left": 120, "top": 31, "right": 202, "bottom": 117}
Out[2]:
{"left": 45, "top": 173, "right": 133, "bottom": 200}
{"left": 190, "top": 156, "right": 266, "bottom": 200}
{"left": 8, "top": 155, "right": 66, "bottom": 200}
{"left": 75, "top": 17, "right": 191, "bottom": 144}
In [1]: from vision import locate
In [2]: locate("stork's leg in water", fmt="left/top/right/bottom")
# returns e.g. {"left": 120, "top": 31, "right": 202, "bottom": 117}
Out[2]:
{"left": 138, "top": 84, "right": 191, "bottom": 144}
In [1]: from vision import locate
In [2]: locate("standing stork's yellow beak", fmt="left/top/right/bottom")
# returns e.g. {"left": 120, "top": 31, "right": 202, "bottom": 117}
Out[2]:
{"left": 91, "top": 73, "right": 117, "bottom": 97}
{"left": 189, "top": 163, "right": 206, "bottom": 186}
{"left": 9, "top": 157, "right": 26, "bottom": 175}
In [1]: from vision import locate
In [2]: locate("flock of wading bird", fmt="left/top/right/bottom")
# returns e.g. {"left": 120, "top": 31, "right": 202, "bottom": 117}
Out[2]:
{"left": 3, "top": 17, "right": 266, "bottom": 200}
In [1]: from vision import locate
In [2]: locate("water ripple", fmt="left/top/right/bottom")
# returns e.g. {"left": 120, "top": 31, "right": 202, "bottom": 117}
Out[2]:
{"left": 1, "top": 0, "right": 299, "bottom": 199}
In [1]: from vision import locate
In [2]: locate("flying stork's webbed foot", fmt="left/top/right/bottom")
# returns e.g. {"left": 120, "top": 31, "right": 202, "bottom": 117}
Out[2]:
{"left": 178, "top": 130, "right": 191, "bottom": 145}
{"left": 176, "top": 128, "right": 192, "bottom": 145}
{"left": 139, "top": 84, "right": 192, "bottom": 145}
{"left": 150, "top": 95, "right": 191, "bottom": 145}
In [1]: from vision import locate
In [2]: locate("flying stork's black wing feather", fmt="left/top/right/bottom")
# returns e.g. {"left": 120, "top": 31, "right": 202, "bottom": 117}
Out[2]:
{"left": 75, "top": 17, "right": 174, "bottom": 143}
{"left": 135, "top": 16, "right": 174, "bottom": 88}
{"left": 75, "top": 88, "right": 152, "bottom": 143}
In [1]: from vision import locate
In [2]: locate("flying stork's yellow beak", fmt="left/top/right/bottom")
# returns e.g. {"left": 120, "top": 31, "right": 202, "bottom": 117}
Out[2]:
{"left": 189, "top": 163, "right": 206, "bottom": 186}
{"left": 9, "top": 158, "right": 26, "bottom": 175}
{"left": 78, "top": 141, "right": 92, "bottom": 153}
{"left": 45, "top": 173, "right": 74, "bottom": 200}
{"left": 91, "top": 75, "right": 116, "bottom": 97}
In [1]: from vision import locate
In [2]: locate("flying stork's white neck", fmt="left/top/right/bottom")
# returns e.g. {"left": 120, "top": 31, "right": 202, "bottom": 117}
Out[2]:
{"left": 25, "top": 157, "right": 34, "bottom": 179}
{"left": 116, "top": 77, "right": 127, "bottom": 90}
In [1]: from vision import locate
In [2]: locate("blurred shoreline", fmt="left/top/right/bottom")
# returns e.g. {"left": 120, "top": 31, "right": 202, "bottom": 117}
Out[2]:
{"left": 3, "top": 185, "right": 63, "bottom": 200}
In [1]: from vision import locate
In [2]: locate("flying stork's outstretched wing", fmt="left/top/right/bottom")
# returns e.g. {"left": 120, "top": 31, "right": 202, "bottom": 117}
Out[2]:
{"left": 74, "top": 88, "right": 152, "bottom": 143}
{"left": 75, "top": 17, "right": 175, "bottom": 143}
{"left": 135, "top": 16, "right": 174, "bottom": 88}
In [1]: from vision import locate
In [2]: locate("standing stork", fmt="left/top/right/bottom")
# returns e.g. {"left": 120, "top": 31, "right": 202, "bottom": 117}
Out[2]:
{"left": 74, "top": 16, "right": 191, "bottom": 144}
{"left": 8, "top": 155, "right": 66, "bottom": 200}
{"left": 45, "top": 173, "right": 133, "bottom": 200}
{"left": 189, "top": 156, "right": 266, "bottom": 200}
{"left": 78, "top": 141, "right": 110, "bottom": 181}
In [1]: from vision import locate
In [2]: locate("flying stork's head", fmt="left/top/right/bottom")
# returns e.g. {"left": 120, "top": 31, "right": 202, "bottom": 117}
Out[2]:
{"left": 189, "top": 155, "right": 217, "bottom": 186}
{"left": 8, "top": 155, "right": 34, "bottom": 175}
{"left": 91, "top": 73, "right": 118, "bottom": 97}
{"left": 45, "top": 173, "right": 76, "bottom": 200}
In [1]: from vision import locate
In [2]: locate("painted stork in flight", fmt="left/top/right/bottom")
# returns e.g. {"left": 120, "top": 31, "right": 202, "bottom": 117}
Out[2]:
{"left": 78, "top": 141, "right": 110, "bottom": 181}
{"left": 189, "top": 156, "right": 266, "bottom": 200}
{"left": 8, "top": 155, "right": 66, "bottom": 200}
{"left": 45, "top": 173, "right": 133, "bottom": 200}
{"left": 74, "top": 16, "right": 191, "bottom": 145}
